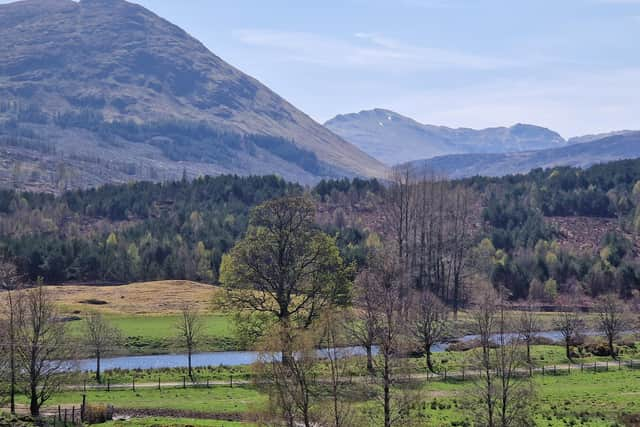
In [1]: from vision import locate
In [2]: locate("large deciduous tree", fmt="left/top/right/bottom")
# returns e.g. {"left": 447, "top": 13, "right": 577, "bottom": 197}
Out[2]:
{"left": 220, "top": 196, "right": 350, "bottom": 361}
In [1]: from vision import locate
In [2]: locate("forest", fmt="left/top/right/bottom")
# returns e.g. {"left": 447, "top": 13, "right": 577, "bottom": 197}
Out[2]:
{"left": 1, "top": 159, "right": 640, "bottom": 303}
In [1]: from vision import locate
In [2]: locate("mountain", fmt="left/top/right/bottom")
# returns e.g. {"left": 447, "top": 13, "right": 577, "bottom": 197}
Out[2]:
{"left": 325, "top": 109, "right": 566, "bottom": 165}
{"left": 406, "top": 132, "right": 640, "bottom": 178}
{"left": 0, "top": 0, "right": 386, "bottom": 191}
{"left": 568, "top": 130, "right": 637, "bottom": 144}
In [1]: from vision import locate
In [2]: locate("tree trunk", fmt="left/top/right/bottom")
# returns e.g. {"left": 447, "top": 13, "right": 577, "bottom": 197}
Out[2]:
{"left": 366, "top": 344, "right": 374, "bottom": 374}
{"left": 565, "top": 340, "right": 572, "bottom": 362}
{"left": 426, "top": 347, "right": 435, "bottom": 373}
{"left": 96, "top": 350, "right": 102, "bottom": 384}
{"left": 383, "top": 352, "right": 391, "bottom": 427}
{"left": 30, "top": 383, "right": 39, "bottom": 417}
{"left": 188, "top": 347, "right": 193, "bottom": 380}
{"left": 526, "top": 340, "right": 531, "bottom": 364}
{"left": 609, "top": 336, "right": 616, "bottom": 360}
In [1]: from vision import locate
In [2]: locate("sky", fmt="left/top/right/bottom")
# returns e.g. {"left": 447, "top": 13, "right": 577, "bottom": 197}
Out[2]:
{"left": 5, "top": 0, "right": 640, "bottom": 137}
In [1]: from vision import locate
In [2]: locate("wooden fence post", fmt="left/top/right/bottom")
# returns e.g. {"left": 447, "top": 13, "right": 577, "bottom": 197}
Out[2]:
{"left": 158, "top": 376, "right": 161, "bottom": 391}
{"left": 230, "top": 374, "right": 233, "bottom": 388}
{"left": 132, "top": 376, "right": 136, "bottom": 392}
{"left": 107, "top": 379, "right": 110, "bottom": 392}
{"left": 81, "top": 394, "right": 86, "bottom": 422}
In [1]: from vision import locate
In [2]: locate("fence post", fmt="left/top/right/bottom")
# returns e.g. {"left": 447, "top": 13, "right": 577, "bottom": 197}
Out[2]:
{"left": 183, "top": 375, "right": 186, "bottom": 389}
{"left": 83, "top": 379, "right": 87, "bottom": 393}
{"left": 230, "top": 374, "right": 233, "bottom": 388}
{"left": 132, "top": 376, "right": 136, "bottom": 392}
{"left": 619, "top": 358, "right": 622, "bottom": 369}
{"left": 158, "top": 376, "right": 161, "bottom": 391}
{"left": 64, "top": 408, "right": 68, "bottom": 424}
{"left": 206, "top": 378, "right": 209, "bottom": 388}
{"left": 72, "top": 406, "right": 75, "bottom": 424}
{"left": 81, "top": 394, "right": 86, "bottom": 422}
{"left": 606, "top": 361, "right": 608, "bottom": 371}
{"left": 568, "top": 363, "right": 570, "bottom": 374}
{"left": 444, "top": 369, "right": 447, "bottom": 381}
{"left": 542, "top": 366, "right": 545, "bottom": 376}
{"left": 107, "top": 379, "right": 110, "bottom": 392}
{"left": 581, "top": 363, "right": 583, "bottom": 373}
{"left": 462, "top": 366, "right": 465, "bottom": 381}
{"left": 58, "top": 405, "right": 62, "bottom": 421}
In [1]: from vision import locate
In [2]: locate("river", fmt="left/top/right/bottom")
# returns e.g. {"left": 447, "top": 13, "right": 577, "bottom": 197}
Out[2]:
{"left": 77, "top": 330, "right": 582, "bottom": 371}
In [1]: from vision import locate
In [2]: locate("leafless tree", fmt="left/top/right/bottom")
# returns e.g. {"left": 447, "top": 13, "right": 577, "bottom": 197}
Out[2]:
{"left": 317, "top": 310, "right": 354, "bottom": 427}
{"left": 356, "top": 250, "right": 417, "bottom": 427}
{"left": 176, "top": 304, "right": 204, "bottom": 381}
{"left": 596, "top": 293, "right": 631, "bottom": 359}
{"left": 517, "top": 304, "right": 541, "bottom": 364}
{"left": 346, "top": 275, "right": 378, "bottom": 374}
{"left": 467, "top": 283, "right": 535, "bottom": 427}
{"left": 255, "top": 330, "right": 318, "bottom": 427}
{"left": 554, "top": 309, "right": 584, "bottom": 362}
{"left": 0, "top": 259, "right": 22, "bottom": 414}
{"left": 83, "top": 312, "right": 122, "bottom": 383}
{"left": 17, "top": 285, "right": 74, "bottom": 416}
{"left": 410, "top": 289, "right": 449, "bottom": 373}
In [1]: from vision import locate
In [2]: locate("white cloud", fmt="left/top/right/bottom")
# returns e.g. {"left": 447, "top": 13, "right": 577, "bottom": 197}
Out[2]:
{"left": 384, "top": 68, "right": 640, "bottom": 137}
{"left": 233, "top": 29, "right": 520, "bottom": 71}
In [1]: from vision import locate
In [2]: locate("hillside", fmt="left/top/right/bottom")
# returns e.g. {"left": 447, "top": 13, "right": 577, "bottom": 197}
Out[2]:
{"left": 408, "top": 132, "right": 640, "bottom": 178}
{"left": 325, "top": 109, "right": 566, "bottom": 165}
{"left": 0, "top": 0, "right": 386, "bottom": 190}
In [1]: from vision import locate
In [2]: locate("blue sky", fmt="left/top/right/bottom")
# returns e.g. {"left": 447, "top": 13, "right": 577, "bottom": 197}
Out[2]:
{"left": 7, "top": 0, "right": 640, "bottom": 137}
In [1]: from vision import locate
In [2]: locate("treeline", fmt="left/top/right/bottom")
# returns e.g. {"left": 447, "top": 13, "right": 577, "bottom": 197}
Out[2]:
{"left": 469, "top": 160, "right": 640, "bottom": 300}
{"left": 0, "top": 175, "right": 303, "bottom": 283}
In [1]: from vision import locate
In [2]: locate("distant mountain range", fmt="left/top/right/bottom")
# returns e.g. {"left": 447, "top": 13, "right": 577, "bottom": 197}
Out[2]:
{"left": 326, "top": 109, "right": 640, "bottom": 178}
{"left": 325, "top": 109, "right": 567, "bottom": 166}
{"left": 406, "top": 132, "right": 640, "bottom": 178}
{"left": 0, "top": 0, "right": 385, "bottom": 191}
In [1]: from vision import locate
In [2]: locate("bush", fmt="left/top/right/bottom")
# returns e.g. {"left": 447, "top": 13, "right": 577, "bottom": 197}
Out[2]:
{"left": 83, "top": 404, "right": 114, "bottom": 424}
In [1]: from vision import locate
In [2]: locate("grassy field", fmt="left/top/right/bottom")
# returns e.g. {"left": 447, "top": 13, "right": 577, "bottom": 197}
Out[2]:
{"left": 102, "top": 418, "right": 257, "bottom": 427}
{"left": 26, "top": 281, "right": 240, "bottom": 354}
{"left": 29, "top": 363, "right": 640, "bottom": 426}
{"left": 48, "top": 281, "right": 219, "bottom": 315}
{"left": 24, "top": 386, "right": 267, "bottom": 416}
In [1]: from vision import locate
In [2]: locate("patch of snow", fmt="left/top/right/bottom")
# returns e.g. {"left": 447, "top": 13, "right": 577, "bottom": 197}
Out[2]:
{"left": 387, "top": 116, "right": 392, "bottom": 121}
{"left": 378, "top": 121, "right": 384, "bottom": 127}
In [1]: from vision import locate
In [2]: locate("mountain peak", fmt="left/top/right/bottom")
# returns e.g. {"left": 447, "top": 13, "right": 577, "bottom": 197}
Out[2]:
{"left": 0, "top": 0, "right": 385, "bottom": 189}
{"left": 325, "top": 109, "right": 568, "bottom": 166}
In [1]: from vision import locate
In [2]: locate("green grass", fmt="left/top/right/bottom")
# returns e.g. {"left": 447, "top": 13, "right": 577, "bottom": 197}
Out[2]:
{"left": 82, "top": 366, "right": 252, "bottom": 386}
{"left": 100, "top": 417, "right": 257, "bottom": 427}
{"left": 26, "top": 386, "right": 266, "bottom": 415}
{"left": 68, "top": 314, "right": 238, "bottom": 355}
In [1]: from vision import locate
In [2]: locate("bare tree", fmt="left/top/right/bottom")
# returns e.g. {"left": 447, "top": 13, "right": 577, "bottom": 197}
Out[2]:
{"left": 596, "top": 293, "right": 630, "bottom": 359}
{"left": 17, "top": 285, "right": 74, "bottom": 416}
{"left": 176, "top": 304, "right": 204, "bottom": 381}
{"left": 317, "top": 310, "right": 354, "bottom": 427}
{"left": 356, "top": 250, "right": 417, "bottom": 427}
{"left": 83, "top": 312, "right": 122, "bottom": 383}
{"left": 346, "top": 275, "right": 378, "bottom": 374}
{"left": 554, "top": 309, "right": 584, "bottom": 362}
{"left": 516, "top": 304, "right": 541, "bottom": 365}
{"left": 467, "top": 283, "right": 535, "bottom": 427}
{"left": 255, "top": 330, "right": 318, "bottom": 427}
{"left": 0, "top": 260, "right": 22, "bottom": 414}
{"left": 410, "top": 289, "right": 448, "bottom": 373}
